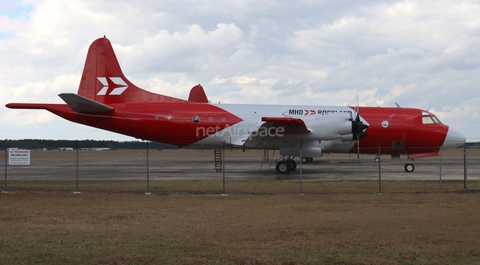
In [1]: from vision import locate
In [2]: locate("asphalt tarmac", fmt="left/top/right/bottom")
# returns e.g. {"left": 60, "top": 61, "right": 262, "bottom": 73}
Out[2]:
{"left": 1, "top": 149, "right": 478, "bottom": 183}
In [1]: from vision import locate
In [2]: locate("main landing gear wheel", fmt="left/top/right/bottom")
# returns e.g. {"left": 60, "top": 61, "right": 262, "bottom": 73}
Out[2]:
{"left": 276, "top": 159, "right": 298, "bottom": 174}
{"left": 404, "top": 163, "right": 415, "bottom": 172}
{"left": 301, "top": 157, "right": 313, "bottom": 164}
{"left": 276, "top": 161, "right": 290, "bottom": 174}
{"left": 287, "top": 159, "right": 297, "bottom": 171}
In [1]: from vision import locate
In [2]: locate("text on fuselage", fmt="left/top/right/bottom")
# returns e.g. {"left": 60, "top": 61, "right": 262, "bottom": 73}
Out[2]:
{"left": 285, "top": 109, "right": 352, "bottom": 116}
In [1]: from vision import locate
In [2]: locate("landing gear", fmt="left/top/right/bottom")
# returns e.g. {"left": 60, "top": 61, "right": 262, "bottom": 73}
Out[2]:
{"left": 301, "top": 157, "right": 313, "bottom": 164}
{"left": 275, "top": 159, "right": 297, "bottom": 174}
{"left": 404, "top": 163, "right": 415, "bottom": 172}
{"left": 276, "top": 160, "right": 290, "bottom": 174}
{"left": 374, "top": 156, "right": 415, "bottom": 172}
{"left": 288, "top": 159, "right": 297, "bottom": 171}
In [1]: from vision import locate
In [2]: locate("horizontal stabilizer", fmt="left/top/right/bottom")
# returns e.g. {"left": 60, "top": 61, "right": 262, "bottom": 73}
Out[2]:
{"left": 59, "top": 93, "right": 114, "bottom": 113}
{"left": 6, "top": 103, "right": 50, "bottom": 110}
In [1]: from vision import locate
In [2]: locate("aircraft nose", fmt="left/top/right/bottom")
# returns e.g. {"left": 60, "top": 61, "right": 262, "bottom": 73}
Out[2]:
{"left": 442, "top": 127, "right": 466, "bottom": 150}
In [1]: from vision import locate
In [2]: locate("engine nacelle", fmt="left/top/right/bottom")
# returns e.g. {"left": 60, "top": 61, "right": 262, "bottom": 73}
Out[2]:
{"left": 340, "top": 134, "right": 354, "bottom": 142}
{"left": 280, "top": 147, "right": 323, "bottom": 157}
{"left": 306, "top": 114, "right": 368, "bottom": 140}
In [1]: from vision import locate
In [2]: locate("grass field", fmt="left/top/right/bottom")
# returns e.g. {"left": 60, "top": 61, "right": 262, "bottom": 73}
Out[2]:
{"left": 1, "top": 149, "right": 480, "bottom": 264}
{"left": 1, "top": 180, "right": 480, "bottom": 264}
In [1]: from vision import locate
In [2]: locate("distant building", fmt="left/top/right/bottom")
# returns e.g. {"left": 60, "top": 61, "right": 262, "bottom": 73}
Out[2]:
{"left": 80, "top": 148, "right": 111, "bottom": 151}
{"left": 57, "top": 147, "right": 74, "bottom": 151}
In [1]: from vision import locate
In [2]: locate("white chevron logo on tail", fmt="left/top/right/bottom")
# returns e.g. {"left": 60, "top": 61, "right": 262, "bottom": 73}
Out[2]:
{"left": 96, "top": 77, "right": 128, "bottom": 96}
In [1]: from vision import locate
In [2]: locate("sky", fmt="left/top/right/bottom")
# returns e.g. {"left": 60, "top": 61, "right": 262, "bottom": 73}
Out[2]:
{"left": 1, "top": 0, "right": 479, "bottom": 142}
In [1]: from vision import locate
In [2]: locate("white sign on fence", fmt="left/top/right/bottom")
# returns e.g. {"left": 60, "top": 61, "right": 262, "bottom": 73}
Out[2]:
{"left": 9, "top": 149, "right": 31, "bottom": 165}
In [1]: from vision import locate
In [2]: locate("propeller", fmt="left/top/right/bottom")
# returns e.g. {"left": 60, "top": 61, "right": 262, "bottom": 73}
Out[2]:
{"left": 351, "top": 113, "right": 368, "bottom": 140}
{"left": 351, "top": 97, "right": 368, "bottom": 163}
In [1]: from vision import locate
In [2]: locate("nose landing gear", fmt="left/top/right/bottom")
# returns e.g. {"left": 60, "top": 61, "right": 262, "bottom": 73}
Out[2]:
{"left": 404, "top": 163, "right": 415, "bottom": 172}
{"left": 374, "top": 156, "right": 416, "bottom": 172}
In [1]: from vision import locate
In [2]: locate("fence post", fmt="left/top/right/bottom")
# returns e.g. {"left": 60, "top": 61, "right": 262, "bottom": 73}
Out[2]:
{"left": 222, "top": 141, "right": 226, "bottom": 195}
{"left": 464, "top": 145, "right": 467, "bottom": 190}
{"left": 439, "top": 149, "right": 442, "bottom": 193}
{"left": 146, "top": 141, "right": 151, "bottom": 195}
{"left": 378, "top": 143, "right": 382, "bottom": 194}
{"left": 3, "top": 139, "right": 7, "bottom": 192}
{"left": 73, "top": 140, "right": 81, "bottom": 194}
{"left": 299, "top": 141, "right": 303, "bottom": 195}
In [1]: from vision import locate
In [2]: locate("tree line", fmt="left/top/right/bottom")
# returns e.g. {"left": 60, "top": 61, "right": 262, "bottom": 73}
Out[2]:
{"left": 2, "top": 139, "right": 178, "bottom": 150}
{"left": 2, "top": 139, "right": 476, "bottom": 151}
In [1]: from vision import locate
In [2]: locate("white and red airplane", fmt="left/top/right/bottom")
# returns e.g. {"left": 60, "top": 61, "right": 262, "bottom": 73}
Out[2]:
{"left": 6, "top": 37, "right": 466, "bottom": 173}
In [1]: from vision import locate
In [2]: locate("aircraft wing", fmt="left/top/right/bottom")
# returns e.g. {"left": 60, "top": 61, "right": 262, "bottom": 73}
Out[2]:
{"left": 261, "top": 117, "right": 311, "bottom": 134}
{"left": 240, "top": 117, "right": 311, "bottom": 148}
{"left": 59, "top": 93, "right": 114, "bottom": 113}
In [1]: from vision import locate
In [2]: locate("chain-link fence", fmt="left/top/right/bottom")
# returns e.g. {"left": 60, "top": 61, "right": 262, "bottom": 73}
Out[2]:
{"left": 463, "top": 145, "right": 480, "bottom": 190}
{"left": 1, "top": 140, "right": 479, "bottom": 194}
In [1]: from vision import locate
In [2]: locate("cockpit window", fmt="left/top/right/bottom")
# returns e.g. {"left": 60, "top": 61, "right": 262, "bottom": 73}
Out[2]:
{"left": 431, "top": 115, "right": 441, "bottom": 123}
{"left": 422, "top": 115, "right": 441, "bottom": 124}
{"left": 422, "top": 116, "right": 434, "bottom": 124}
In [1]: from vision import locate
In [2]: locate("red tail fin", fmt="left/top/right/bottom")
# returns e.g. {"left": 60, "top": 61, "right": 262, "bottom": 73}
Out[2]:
{"left": 78, "top": 37, "right": 185, "bottom": 104}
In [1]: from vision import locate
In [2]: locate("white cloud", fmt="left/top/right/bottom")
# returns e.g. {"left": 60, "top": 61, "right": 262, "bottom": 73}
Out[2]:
{"left": 2, "top": 0, "right": 480, "bottom": 141}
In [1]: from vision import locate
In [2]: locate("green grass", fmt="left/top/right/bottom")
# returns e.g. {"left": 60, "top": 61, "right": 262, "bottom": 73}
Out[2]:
{"left": 1, "top": 180, "right": 480, "bottom": 264}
